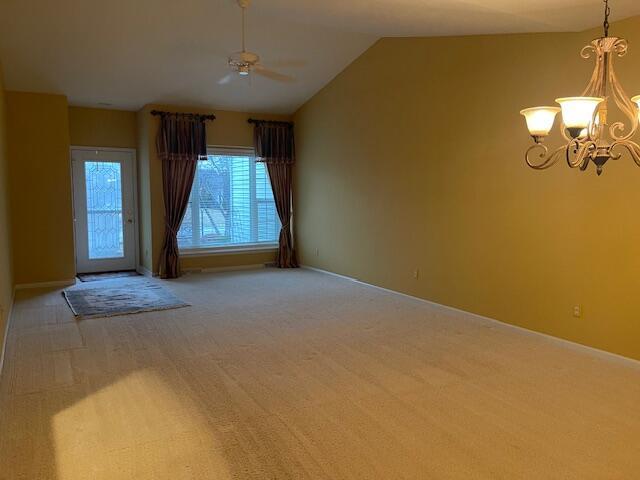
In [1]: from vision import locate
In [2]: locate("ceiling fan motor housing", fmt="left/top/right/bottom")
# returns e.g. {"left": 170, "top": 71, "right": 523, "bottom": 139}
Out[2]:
{"left": 228, "top": 51, "right": 260, "bottom": 71}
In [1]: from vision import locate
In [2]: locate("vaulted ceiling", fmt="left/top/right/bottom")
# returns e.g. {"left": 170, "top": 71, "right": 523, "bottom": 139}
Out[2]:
{"left": 0, "top": 0, "right": 638, "bottom": 113}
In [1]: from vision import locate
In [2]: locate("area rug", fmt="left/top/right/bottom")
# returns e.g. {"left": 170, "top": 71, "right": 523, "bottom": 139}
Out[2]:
{"left": 63, "top": 278, "right": 189, "bottom": 319}
{"left": 77, "top": 271, "right": 141, "bottom": 282}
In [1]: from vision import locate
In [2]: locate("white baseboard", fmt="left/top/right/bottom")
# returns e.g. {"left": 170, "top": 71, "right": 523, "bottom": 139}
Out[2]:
{"left": 14, "top": 278, "right": 77, "bottom": 290}
{"left": 0, "top": 287, "right": 16, "bottom": 379}
{"left": 302, "top": 265, "right": 640, "bottom": 368}
{"left": 183, "top": 263, "right": 266, "bottom": 275}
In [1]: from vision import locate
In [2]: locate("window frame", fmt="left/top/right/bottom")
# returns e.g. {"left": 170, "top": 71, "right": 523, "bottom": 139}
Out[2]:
{"left": 178, "top": 145, "right": 279, "bottom": 256}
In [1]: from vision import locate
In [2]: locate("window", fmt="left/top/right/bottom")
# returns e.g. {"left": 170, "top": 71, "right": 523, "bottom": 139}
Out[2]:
{"left": 84, "top": 161, "right": 124, "bottom": 259}
{"left": 178, "top": 147, "right": 280, "bottom": 251}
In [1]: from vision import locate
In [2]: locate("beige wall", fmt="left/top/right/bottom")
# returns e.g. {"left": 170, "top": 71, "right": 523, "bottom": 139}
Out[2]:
{"left": 6, "top": 92, "right": 75, "bottom": 284}
{"left": 136, "top": 107, "right": 154, "bottom": 271}
{"left": 137, "top": 105, "right": 291, "bottom": 274}
{"left": 0, "top": 63, "right": 13, "bottom": 352}
{"left": 2, "top": 104, "right": 137, "bottom": 284}
{"left": 68, "top": 107, "right": 137, "bottom": 148}
{"left": 294, "top": 16, "right": 640, "bottom": 361}
{"left": 0, "top": 98, "right": 286, "bottom": 285}
{"left": 69, "top": 105, "right": 142, "bottom": 269}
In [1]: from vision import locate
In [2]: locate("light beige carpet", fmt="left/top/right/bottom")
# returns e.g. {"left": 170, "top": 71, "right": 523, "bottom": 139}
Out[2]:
{"left": 1, "top": 268, "right": 640, "bottom": 479}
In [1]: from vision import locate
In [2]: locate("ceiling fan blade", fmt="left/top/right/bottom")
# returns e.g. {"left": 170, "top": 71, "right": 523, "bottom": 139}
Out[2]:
{"left": 218, "top": 73, "right": 235, "bottom": 85}
{"left": 267, "top": 60, "right": 306, "bottom": 68}
{"left": 253, "top": 67, "right": 295, "bottom": 83}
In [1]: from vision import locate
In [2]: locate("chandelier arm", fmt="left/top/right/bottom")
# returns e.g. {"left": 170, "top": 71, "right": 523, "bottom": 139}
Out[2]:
{"left": 525, "top": 143, "right": 567, "bottom": 170}
{"left": 586, "top": 108, "right": 601, "bottom": 142}
{"left": 580, "top": 44, "right": 597, "bottom": 60}
{"left": 567, "top": 140, "right": 597, "bottom": 169}
{"left": 578, "top": 146, "right": 593, "bottom": 171}
{"left": 611, "top": 140, "right": 640, "bottom": 167}
{"left": 581, "top": 47, "right": 604, "bottom": 97}
{"left": 607, "top": 52, "right": 639, "bottom": 141}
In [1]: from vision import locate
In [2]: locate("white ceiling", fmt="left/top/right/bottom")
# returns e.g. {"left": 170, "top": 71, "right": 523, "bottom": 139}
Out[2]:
{"left": 0, "top": 0, "right": 638, "bottom": 114}
{"left": 252, "top": 0, "right": 639, "bottom": 37}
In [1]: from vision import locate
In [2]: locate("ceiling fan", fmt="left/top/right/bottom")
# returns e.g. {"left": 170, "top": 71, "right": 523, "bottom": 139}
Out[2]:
{"left": 218, "top": 0, "right": 296, "bottom": 85}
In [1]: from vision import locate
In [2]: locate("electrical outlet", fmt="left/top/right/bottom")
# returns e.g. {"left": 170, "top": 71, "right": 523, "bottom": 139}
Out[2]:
{"left": 315, "top": 248, "right": 319, "bottom": 256}
{"left": 413, "top": 268, "right": 420, "bottom": 279}
{"left": 573, "top": 305, "right": 582, "bottom": 318}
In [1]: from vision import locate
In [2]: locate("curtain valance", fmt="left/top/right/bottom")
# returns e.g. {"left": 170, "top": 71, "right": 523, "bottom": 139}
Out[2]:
{"left": 253, "top": 121, "right": 295, "bottom": 165}
{"left": 156, "top": 113, "right": 208, "bottom": 162}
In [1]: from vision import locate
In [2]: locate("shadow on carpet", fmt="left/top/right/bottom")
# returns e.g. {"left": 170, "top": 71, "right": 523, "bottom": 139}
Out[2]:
{"left": 63, "top": 278, "right": 189, "bottom": 319}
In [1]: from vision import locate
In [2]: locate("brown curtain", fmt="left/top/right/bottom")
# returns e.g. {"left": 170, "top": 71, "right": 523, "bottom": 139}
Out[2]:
{"left": 254, "top": 121, "right": 298, "bottom": 268}
{"left": 156, "top": 113, "right": 208, "bottom": 278}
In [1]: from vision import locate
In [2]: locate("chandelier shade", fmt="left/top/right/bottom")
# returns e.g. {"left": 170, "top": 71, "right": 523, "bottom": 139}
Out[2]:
{"left": 633, "top": 95, "right": 640, "bottom": 122}
{"left": 520, "top": 0, "right": 640, "bottom": 175}
{"left": 555, "top": 97, "right": 603, "bottom": 132}
{"left": 520, "top": 107, "right": 561, "bottom": 138}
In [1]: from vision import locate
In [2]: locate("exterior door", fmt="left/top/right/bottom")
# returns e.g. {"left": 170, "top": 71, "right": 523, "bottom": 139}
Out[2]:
{"left": 72, "top": 148, "right": 137, "bottom": 273}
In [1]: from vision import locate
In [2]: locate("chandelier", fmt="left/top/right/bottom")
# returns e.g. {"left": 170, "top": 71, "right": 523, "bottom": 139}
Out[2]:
{"left": 520, "top": 0, "right": 640, "bottom": 175}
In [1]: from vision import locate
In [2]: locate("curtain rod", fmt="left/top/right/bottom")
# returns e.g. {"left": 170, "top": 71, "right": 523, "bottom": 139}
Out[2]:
{"left": 151, "top": 110, "right": 216, "bottom": 120}
{"left": 247, "top": 118, "right": 293, "bottom": 126}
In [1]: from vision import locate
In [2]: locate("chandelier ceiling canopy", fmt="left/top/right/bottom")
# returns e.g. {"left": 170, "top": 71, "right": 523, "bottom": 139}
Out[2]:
{"left": 520, "top": 0, "right": 640, "bottom": 175}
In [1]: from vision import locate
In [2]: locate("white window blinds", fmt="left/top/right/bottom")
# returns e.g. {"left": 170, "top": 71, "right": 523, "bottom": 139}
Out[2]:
{"left": 178, "top": 148, "right": 280, "bottom": 249}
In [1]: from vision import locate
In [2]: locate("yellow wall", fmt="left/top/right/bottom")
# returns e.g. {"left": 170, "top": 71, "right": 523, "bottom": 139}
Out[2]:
{"left": 294, "top": 16, "right": 640, "bottom": 361}
{"left": 0, "top": 62, "right": 13, "bottom": 350}
{"left": 0, "top": 98, "right": 286, "bottom": 284}
{"left": 137, "top": 105, "right": 291, "bottom": 274}
{"left": 68, "top": 107, "right": 137, "bottom": 148}
{"left": 2, "top": 104, "right": 137, "bottom": 284}
{"left": 6, "top": 92, "right": 75, "bottom": 284}
{"left": 136, "top": 107, "right": 154, "bottom": 271}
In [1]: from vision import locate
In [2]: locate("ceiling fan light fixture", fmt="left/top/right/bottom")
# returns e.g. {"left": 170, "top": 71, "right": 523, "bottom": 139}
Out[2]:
{"left": 218, "top": 0, "right": 299, "bottom": 85}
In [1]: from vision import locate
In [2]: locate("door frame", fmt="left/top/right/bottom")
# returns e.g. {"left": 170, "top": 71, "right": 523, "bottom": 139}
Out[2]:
{"left": 69, "top": 146, "right": 139, "bottom": 275}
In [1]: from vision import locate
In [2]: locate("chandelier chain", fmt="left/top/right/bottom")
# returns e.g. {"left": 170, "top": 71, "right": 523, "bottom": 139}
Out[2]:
{"left": 603, "top": 0, "right": 611, "bottom": 37}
